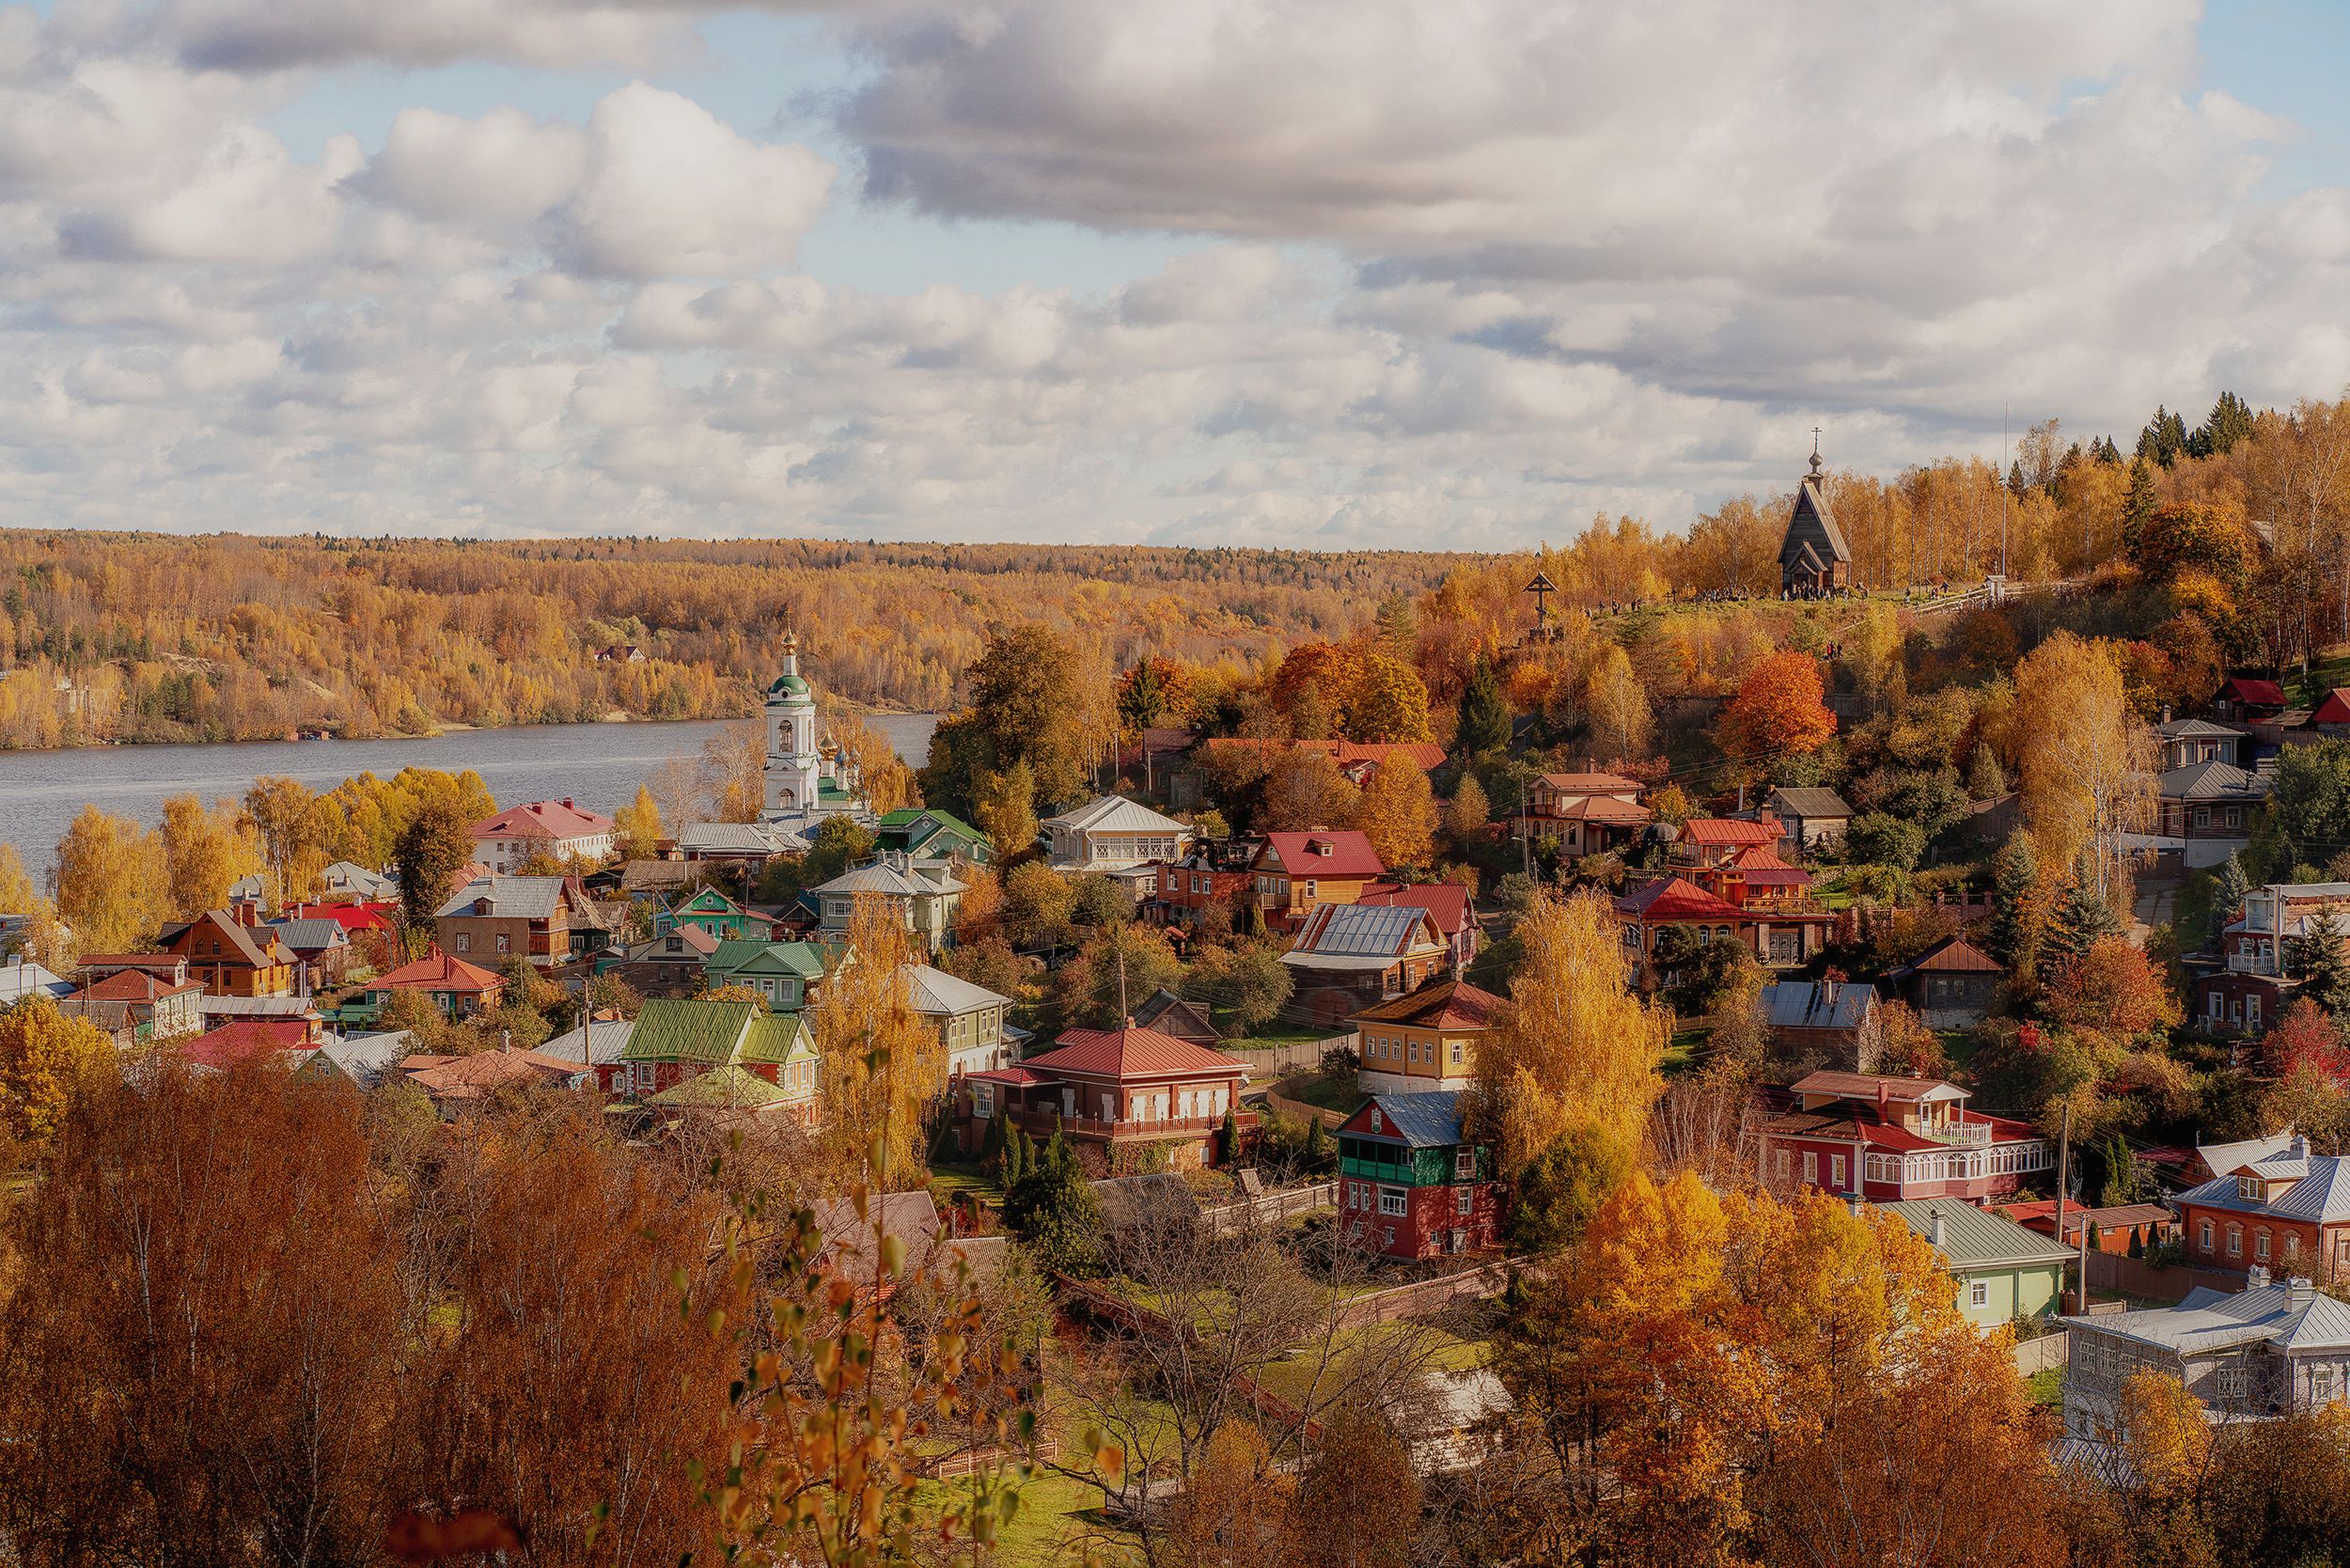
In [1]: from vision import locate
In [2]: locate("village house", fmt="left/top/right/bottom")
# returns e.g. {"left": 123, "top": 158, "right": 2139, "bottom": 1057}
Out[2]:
{"left": 1129, "top": 988, "right": 1219, "bottom": 1049}
{"left": 1513, "top": 771, "right": 1652, "bottom": 855}
{"left": 402, "top": 1046, "right": 592, "bottom": 1112}
{"left": 873, "top": 807, "right": 994, "bottom": 864}
{"left": 2172, "top": 1136, "right": 2350, "bottom": 1282}
{"left": 954, "top": 1024, "right": 1252, "bottom": 1172}
{"left": 59, "top": 964, "right": 204, "bottom": 1045}
{"left": 2156, "top": 716, "right": 2250, "bottom": 771}
{"left": 1359, "top": 881, "right": 1480, "bottom": 970}
{"left": 433, "top": 875, "right": 587, "bottom": 967}
{"left": 2195, "top": 881, "right": 2350, "bottom": 1034}
{"left": 1760, "top": 1070, "right": 2055, "bottom": 1206}
{"left": 1144, "top": 840, "right": 1260, "bottom": 931}
{"left": 1763, "top": 786, "right": 1852, "bottom": 852}
{"left": 645, "top": 1064, "right": 810, "bottom": 1121}
{"left": 1669, "top": 816, "right": 1786, "bottom": 866}
{"left": 673, "top": 821, "right": 795, "bottom": 865}
{"left": 1779, "top": 441, "right": 1853, "bottom": 592}
{"left": 656, "top": 887, "right": 776, "bottom": 941}
{"left": 298, "top": 1030, "right": 415, "bottom": 1092}
{"left": 619, "top": 996, "right": 821, "bottom": 1117}
{"left": 599, "top": 922, "right": 723, "bottom": 999}
{"left": 471, "top": 798, "right": 617, "bottom": 874}
{"left": 1882, "top": 1200, "right": 2072, "bottom": 1328}
{"left": 0, "top": 956, "right": 72, "bottom": 1005}
{"left": 1612, "top": 874, "right": 1834, "bottom": 987}
{"left": 1280, "top": 902, "right": 1450, "bottom": 1027}
{"left": 264, "top": 916, "right": 354, "bottom": 988}
{"left": 83, "top": 908, "right": 298, "bottom": 997}
{"left": 1350, "top": 976, "right": 1503, "bottom": 1095}
{"left": 352, "top": 948, "right": 506, "bottom": 1024}
{"left": 1336, "top": 1094, "right": 1502, "bottom": 1260}
{"left": 1888, "top": 935, "right": 2004, "bottom": 1027}
{"left": 316, "top": 860, "right": 398, "bottom": 902}
{"left": 2154, "top": 759, "right": 2267, "bottom": 863}
{"left": 810, "top": 858, "right": 965, "bottom": 952}
{"left": 2061, "top": 1274, "right": 2350, "bottom": 1448}
{"left": 536, "top": 1011, "right": 636, "bottom": 1095}
{"left": 702, "top": 938, "right": 828, "bottom": 1011}
{"left": 1998, "top": 1200, "right": 2175, "bottom": 1254}
{"left": 1042, "top": 793, "right": 1193, "bottom": 873}
{"left": 2216, "top": 676, "right": 2288, "bottom": 723}
{"left": 1759, "top": 980, "right": 1880, "bottom": 1070}
{"left": 1686, "top": 843, "right": 1816, "bottom": 911}
{"left": 1251, "top": 830, "right": 1386, "bottom": 928}
{"left": 906, "top": 963, "right": 1018, "bottom": 1079}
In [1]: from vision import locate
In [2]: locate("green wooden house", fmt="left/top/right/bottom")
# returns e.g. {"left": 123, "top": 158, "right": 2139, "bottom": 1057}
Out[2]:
{"left": 875, "top": 808, "right": 993, "bottom": 864}
{"left": 1881, "top": 1200, "right": 2074, "bottom": 1327}
{"left": 619, "top": 997, "right": 819, "bottom": 1112}
{"left": 1335, "top": 1094, "right": 1502, "bottom": 1260}
{"left": 654, "top": 888, "right": 774, "bottom": 942}
{"left": 702, "top": 939, "right": 830, "bottom": 1011}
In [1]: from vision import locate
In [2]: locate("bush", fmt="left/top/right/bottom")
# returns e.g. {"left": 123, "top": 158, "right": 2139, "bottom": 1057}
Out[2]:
{"left": 1846, "top": 811, "right": 1927, "bottom": 872}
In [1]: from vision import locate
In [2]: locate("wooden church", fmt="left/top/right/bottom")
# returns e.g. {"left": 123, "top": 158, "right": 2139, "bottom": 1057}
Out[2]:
{"left": 1779, "top": 442, "right": 1852, "bottom": 595}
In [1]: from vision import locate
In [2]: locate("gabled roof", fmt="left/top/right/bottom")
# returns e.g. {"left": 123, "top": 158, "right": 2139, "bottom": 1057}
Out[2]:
{"left": 707, "top": 938, "right": 826, "bottom": 980}
{"left": 1614, "top": 875, "right": 1742, "bottom": 923}
{"left": 2314, "top": 688, "right": 2350, "bottom": 726}
{"left": 471, "top": 798, "right": 616, "bottom": 840}
{"left": 1360, "top": 881, "right": 1474, "bottom": 937}
{"left": 737, "top": 1013, "right": 818, "bottom": 1069}
{"left": 307, "top": 1030, "right": 413, "bottom": 1088}
{"left": 623, "top": 997, "right": 757, "bottom": 1065}
{"left": 877, "top": 808, "right": 989, "bottom": 850}
{"left": 2158, "top": 760, "right": 2268, "bottom": 802}
{"left": 74, "top": 967, "right": 201, "bottom": 1002}
{"left": 1289, "top": 901, "right": 1442, "bottom": 961}
{"left": 1880, "top": 1200, "right": 2074, "bottom": 1271}
{"left": 1025, "top": 1026, "right": 1247, "bottom": 1080}
{"left": 1780, "top": 469, "right": 1852, "bottom": 565}
{"left": 319, "top": 860, "right": 398, "bottom": 897}
{"left": 1889, "top": 935, "right": 2004, "bottom": 977}
{"left": 675, "top": 822, "right": 791, "bottom": 855}
{"left": 2195, "top": 1129, "right": 2300, "bottom": 1181}
{"left": 284, "top": 901, "right": 397, "bottom": 933}
{"left": 373, "top": 949, "right": 504, "bottom": 994}
{"left": 539, "top": 1014, "right": 635, "bottom": 1068}
{"left": 2067, "top": 1281, "right": 2350, "bottom": 1356}
{"left": 1761, "top": 980, "right": 1877, "bottom": 1031}
{"left": 1535, "top": 771, "right": 1644, "bottom": 793}
{"left": 2218, "top": 677, "right": 2286, "bottom": 706}
{"left": 405, "top": 1046, "right": 587, "bottom": 1099}
{"left": 1766, "top": 786, "right": 1851, "bottom": 819}
{"left": 2175, "top": 1152, "right": 2350, "bottom": 1225}
{"left": 628, "top": 924, "right": 722, "bottom": 961}
{"left": 1792, "top": 1069, "right": 1964, "bottom": 1105}
{"left": 812, "top": 861, "right": 966, "bottom": 898}
{"left": 267, "top": 917, "right": 352, "bottom": 953}
{"left": 1131, "top": 988, "right": 1218, "bottom": 1041}
{"left": 2155, "top": 718, "right": 2246, "bottom": 741}
{"left": 1677, "top": 817, "right": 1783, "bottom": 847}
{"left": 434, "top": 875, "right": 573, "bottom": 920}
{"left": 1342, "top": 1093, "right": 1467, "bottom": 1149}
{"left": 0, "top": 960, "right": 72, "bottom": 1003}
{"left": 903, "top": 963, "right": 1011, "bottom": 1015}
{"left": 649, "top": 1064, "right": 791, "bottom": 1109}
{"left": 162, "top": 910, "right": 290, "bottom": 969}
{"left": 1350, "top": 975, "right": 1503, "bottom": 1030}
{"left": 1042, "top": 794, "right": 1190, "bottom": 837}
{"left": 1259, "top": 830, "right": 1385, "bottom": 879}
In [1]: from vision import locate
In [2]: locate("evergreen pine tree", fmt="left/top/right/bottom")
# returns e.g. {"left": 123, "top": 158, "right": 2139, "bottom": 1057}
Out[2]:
{"left": 2288, "top": 907, "right": 2350, "bottom": 1017}
{"left": 1302, "top": 1116, "right": 1333, "bottom": 1174}
{"left": 1988, "top": 832, "right": 2041, "bottom": 970}
{"left": 2209, "top": 852, "right": 2251, "bottom": 951}
{"left": 2039, "top": 858, "right": 2122, "bottom": 981}
{"left": 1966, "top": 741, "right": 2006, "bottom": 801}
{"left": 1455, "top": 654, "right": 1512, "bottom": 758}
{"left": 1001, "top": 1129, "right": 1103, "bottom": 1277}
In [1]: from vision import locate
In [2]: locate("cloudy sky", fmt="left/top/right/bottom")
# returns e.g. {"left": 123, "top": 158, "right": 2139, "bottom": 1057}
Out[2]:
{"left": 4, "top": 0, "right": 2347, "bottom": 548}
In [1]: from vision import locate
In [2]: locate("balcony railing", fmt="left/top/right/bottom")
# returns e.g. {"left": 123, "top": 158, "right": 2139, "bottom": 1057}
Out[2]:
{"left": 1917, "top": 1121, "right": 1992, "bottom": 1149}
{"left": 2227, "top": 952, "right": 2280, "bottom": 976}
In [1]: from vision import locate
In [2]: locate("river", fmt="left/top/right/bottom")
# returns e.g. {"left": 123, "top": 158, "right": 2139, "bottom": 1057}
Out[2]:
{"left": 0, "top": 714, "right": 939, "bottom": 865}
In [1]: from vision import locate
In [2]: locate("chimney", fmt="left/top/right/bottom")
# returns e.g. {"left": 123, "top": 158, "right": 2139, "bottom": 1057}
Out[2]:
{"left": 2290, "top": 1276, "right": 2315, "bottom": 1312}
{"left": 2293, "top": 1134, "right": 2310, "bottom": 1161}
{"left": 1845, "top": 1193, "right": 1864, "bottom": 1217}
{"left": 561, "top": 797, "right": 574, "bottom": 809}
{"left": 1927, "top": 1208, "right": 1946, "bottom": 1249}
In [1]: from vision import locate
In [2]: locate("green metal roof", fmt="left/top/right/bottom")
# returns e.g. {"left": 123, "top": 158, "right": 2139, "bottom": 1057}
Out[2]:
{"left": 766, "top": 674, "right": 812, "bottom": 701}
{"left": 879, "top": 808, "right": 987, "bottom": 847}
{"left": 738, "top": 1012, "right": 817, "bottom": 1067}
{"left": 622, "top": 998, "right": 755, "bottom": 1064}
{"left": 1880, "top": 1200, "right": 2074, "bottom": 1272}
{"left": 648, "top": 1065, "right": 791, "bottom": 1107}
{"left": 705, "top": 939, "right": 826, "bottom": 980}
{"left": 817, "top": 779, "right": 854, "bottom": 804}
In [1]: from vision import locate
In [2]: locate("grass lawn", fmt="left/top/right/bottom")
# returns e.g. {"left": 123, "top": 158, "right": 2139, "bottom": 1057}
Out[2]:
{"left": 2026, "top": 1368, "right": 2064, "bottom": 1409}
{"left": 916, "top": 1467, "right": 1126, "bottom": 1565}
{"left": 1251, "top": 1321, "right": 1489, "bottom": 1410}
{"left": 1277, "top": 1072, "right": 1366, "bottom": 1117}
{"left": 1662, "top": 1026, "right": 1706, "bottom": 1076}
{"left": 927, "top": 1161, "right": 1005, "bottom": 1202}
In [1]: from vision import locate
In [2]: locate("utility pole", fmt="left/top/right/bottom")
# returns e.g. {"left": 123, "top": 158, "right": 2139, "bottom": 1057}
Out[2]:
{"left": 2055, "top": 1100, "right": 2075, "bottom": 1311}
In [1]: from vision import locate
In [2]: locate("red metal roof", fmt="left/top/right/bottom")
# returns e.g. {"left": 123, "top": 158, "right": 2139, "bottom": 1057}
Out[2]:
{"left": 1359, "top": 881, "right": 1473, "bottom": 936}
{"left": 2317, "top": 690, "right": 2350, "bottom": 726}
{"left": 285, "top": 901, "right": 397, "bottom": 933}
{"left": 74, "top": 969, "right": 200, "bottom": 1002}
{"left": 1025, "top": 1026, "right": 1248, "bottom": 1080}
{"left": 964, "top": 1066, "right": 1049, "bottom": 1086}
{"left": 1615, "top": 875, "right": 1743, "bottom": 923}
{"left": 374, "top": 949, "right": 505, "bottom": 994}
{"left": 2221, "top": 677, "right": 2285, "bottom": 706}
{"left": 472, "top": 798, "right": 616, "bottom": 840}
{"left": 1898, "top": 936, "right": 2003, "bottom": 975}
{"left": 1259, "top": 831, "right": 1386, "bottom": 879}
{"left": 1679, "top": 816, "right": 1784, "bottom": 846}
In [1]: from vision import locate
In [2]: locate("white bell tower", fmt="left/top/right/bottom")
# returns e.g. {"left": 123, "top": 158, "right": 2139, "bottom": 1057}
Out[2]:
{"left": 763, "top": 631, "right": 822, "bottom": 819}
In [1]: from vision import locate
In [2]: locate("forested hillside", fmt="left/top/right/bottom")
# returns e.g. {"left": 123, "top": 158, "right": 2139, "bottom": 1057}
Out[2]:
{"left": 0, "top": 536, "right": 1470, "bottom": 748}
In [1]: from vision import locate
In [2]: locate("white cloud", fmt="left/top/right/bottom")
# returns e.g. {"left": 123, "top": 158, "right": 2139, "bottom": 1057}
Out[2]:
{"left": 552, "top": 83, "right": 835, "bottom": 277}
{"left": 361, "top": 106, "right": 588, "bottom": 225}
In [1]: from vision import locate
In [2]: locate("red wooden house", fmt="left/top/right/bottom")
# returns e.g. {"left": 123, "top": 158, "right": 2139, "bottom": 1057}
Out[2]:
{"left": 1759, "top": 1070, "right": 2054, "bottom": 1206}
{"left": 1336, "top": 1094, "right": 1502, "bottom": 1260}
{"left": 2172, "top": 1137, "right": 2350, "bottom": 1282}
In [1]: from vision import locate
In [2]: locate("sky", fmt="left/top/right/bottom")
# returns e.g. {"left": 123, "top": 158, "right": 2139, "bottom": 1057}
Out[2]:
{"left": 2, "top": 0, "right": 2348, "bottom": 551}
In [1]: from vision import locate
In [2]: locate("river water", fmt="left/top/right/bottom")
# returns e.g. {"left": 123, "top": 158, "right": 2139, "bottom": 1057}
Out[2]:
{"left": 0, "top": 714, "right": 939, "bottom": 865}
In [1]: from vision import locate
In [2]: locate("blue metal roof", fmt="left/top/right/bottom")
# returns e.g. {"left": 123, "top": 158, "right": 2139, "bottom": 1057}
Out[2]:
{"left": 1355, "top": 1092, "right": 1465, "bottom": 1149}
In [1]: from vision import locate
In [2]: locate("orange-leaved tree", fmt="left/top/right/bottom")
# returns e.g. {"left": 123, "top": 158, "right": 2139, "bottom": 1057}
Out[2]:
{"left": 1716, "top": 651, "right": 1835, "bottom": 764}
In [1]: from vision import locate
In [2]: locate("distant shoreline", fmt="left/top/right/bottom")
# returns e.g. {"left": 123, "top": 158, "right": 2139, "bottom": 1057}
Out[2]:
{"left": 0, "top": 703, "right": 933, "bottom": 758}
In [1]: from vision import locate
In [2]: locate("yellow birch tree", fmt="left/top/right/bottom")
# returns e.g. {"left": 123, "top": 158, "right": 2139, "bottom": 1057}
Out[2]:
{"left": 810, "top": 895, "right": 943, "bottom": 1187}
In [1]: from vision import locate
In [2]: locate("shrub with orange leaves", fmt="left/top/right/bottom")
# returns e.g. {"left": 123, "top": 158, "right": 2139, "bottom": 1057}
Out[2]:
{"left": 1716, "top": 651, "right": 1836, "bottom": 764}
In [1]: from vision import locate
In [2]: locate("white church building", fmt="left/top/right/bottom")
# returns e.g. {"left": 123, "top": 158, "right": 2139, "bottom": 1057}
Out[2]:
{"left": 762, "top": 632, "right": 870, "bottom": 833}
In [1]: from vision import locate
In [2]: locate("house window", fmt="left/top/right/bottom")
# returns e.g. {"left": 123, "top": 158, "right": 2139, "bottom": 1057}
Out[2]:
{"left": 2194, "top": 807, "right": 2210, "bottom": 829}
{"left": 1802, "top": 1151, "right": 1819, "bottom": 1185}
{"left": 2314, "top": 1369, "right": 2338, "bottom": 1404}
{"left": 1968, "top": 1281, "right": 1988, "bottom": 1309}
{"left": 1456, "top": 1186, "right": 1474, "bottom": 1217}
{"left": 1449, "top": 1041, "right": 1464, "bottom": 1067}
{"left": 972, "top": 1084, "right": 994, "bottom": 1118}
{"left": 495, "top": 933, "right": 510, "bottom": 954}
{"left": 2256, "top": 1231, "right": 2272, "bottom": 1262}
{"left": 2217, "top": 1365, "right": 2248, "bottom": 1403}
{"left": 1831, "top": 1154, "right": 1847, "bottom": 1189}
{"left": 1776, "top": 1148, "right": 1792, "bottom": 1181}
{"left": 1381, "top": 1227, "right": 1394, "bottom": 1248}
{"left": 2227, "top": 1226, "right": 2243, "bottom": 1258}
{"left": 2200, "top": 1219, "right": 2214, "bottom": 1251}
{"left": 454, "top": 933, "right": 470, "bottom": 952}
{"left": 1454, "top": 1150, "right": 1475, "bottom": 1181}
{"left": 1378, "top": 1187, "right": 1407, "bottom": 1216}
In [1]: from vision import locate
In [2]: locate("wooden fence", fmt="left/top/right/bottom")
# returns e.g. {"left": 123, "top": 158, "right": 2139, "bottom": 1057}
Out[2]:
{"left": 1333, "top": 1260, "right": 1514, "bottom": 1330}
{"left": 1202, "top": 1181, "right": 1337, "bottom": 1237}
{"left": 1232, "top": 1036, "right": 1346, "bottom": 1076}
{"left": 2013, "top": 1331, "right": 2068, "bottom": 1377}
{"left": 2085, "top": 1251, "right": 2247, "bottom": 1304}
